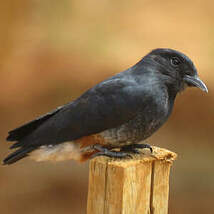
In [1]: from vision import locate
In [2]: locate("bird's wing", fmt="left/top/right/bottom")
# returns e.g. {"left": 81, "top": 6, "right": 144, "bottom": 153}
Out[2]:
{"left": 7, "top": 106, "right": 64, "bottom": 142}
{"left": 4, "top": 77, "right": 152, "bottom": 164}
{"left": 8, "top": 77, "right": 148, "bottom": 147}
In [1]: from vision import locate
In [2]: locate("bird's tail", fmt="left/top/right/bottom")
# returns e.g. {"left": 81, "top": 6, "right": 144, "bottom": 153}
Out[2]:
{"left": 3, "top": 107, "right": 63, "bottom": 165}
{"left": 3, "top": 146, "right": 35, "bottom": 165}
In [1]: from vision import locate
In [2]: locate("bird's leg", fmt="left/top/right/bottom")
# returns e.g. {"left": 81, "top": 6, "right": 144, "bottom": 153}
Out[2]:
{"left": 91, "top": 144, "right": 131, "bottom": 159}
{"left": 120, "top": 143, "right": 153, "bottom": 154}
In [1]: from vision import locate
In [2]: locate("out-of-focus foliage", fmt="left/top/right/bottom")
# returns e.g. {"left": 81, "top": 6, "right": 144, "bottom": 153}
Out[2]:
{"left": 0, "top": 1, "right": 213, "bottom": 213}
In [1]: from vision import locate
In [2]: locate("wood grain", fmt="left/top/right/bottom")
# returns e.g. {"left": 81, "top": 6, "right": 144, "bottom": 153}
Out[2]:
{"left": 87, "top": 146, "right": 177, "bottom": 214}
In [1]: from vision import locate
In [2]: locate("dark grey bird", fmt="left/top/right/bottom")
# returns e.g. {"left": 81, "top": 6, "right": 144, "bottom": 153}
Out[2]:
{"left": 3, "top": 48, "right": 208, "bottom": 165}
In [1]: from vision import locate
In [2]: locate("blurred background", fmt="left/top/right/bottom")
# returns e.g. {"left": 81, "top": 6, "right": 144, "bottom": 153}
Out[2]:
{"left": 0, "top": 0, "right": 213, "bottom": 213}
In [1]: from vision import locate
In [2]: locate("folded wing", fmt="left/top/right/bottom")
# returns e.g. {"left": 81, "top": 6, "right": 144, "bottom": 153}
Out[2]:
{"left": 4, "top": 77, "right": 146, "bottom": 164}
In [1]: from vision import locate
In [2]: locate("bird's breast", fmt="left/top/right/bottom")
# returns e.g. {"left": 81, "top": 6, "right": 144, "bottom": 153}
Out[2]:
{"left": 99, "top": 95, "right": 171, "bottom": 147}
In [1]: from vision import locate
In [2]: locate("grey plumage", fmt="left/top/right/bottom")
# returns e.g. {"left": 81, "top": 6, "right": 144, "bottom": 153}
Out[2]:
{"left": 3, "top": 48, "right": 208, "bottom": 165}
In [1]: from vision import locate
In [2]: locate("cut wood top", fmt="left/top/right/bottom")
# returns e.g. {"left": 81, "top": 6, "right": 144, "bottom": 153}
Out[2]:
{"left": 91, "top": 146, "right": 177, "bottom": 168}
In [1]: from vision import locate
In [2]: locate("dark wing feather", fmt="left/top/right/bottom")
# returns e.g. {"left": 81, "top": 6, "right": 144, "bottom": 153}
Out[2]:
{"left": 7, "top": 106, "right": 63, "bottom": 142}
{"left": 4, "top": 77, "right": 148, "bottom": 164}
{"left": 10, "top": 77, "right": 146, "bottom": 147}
{"left": 23, "top": 78, "right": 145, "bottom": 146}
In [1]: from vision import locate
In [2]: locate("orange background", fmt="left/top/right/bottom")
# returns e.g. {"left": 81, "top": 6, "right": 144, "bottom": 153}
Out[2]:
{"left": 0, "top": 1, "right": 213, "bottom": 213}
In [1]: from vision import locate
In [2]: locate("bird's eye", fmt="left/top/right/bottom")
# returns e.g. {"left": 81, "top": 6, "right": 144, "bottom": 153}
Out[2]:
{"left": 171, "top": 57, "right": 181, "bottom": 67}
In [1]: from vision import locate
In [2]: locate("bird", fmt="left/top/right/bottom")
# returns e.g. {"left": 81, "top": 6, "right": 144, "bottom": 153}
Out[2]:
{"left": 3, "top": 48, "right": 208, "bottom": 165}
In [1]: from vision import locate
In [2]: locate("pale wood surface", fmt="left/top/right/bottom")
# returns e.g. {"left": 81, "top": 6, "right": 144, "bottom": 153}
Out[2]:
{"left": 87, "top": 146, "right": 177, "bottom": 214}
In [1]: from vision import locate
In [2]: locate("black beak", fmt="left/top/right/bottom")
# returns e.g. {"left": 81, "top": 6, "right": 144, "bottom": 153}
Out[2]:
{"left": 184, "top": 75, "right": 208, "bottom": 93}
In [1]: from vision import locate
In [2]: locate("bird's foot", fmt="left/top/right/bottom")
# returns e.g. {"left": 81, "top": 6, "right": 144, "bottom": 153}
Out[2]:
{"left": 91, "top": 144, "right": 131, "bottom": 159}
{"left": 120, "top": 143, "right": 153, "bottom": 154}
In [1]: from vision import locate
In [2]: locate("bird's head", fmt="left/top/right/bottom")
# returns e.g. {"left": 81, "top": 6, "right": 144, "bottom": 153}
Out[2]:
{"left": 145, "top": 48, "right": 208, "bottom": 94}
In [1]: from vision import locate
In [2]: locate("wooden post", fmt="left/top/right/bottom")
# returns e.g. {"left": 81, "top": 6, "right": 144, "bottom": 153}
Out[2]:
{"left": 87, "top": 146, "right": 177, "bottom": 214}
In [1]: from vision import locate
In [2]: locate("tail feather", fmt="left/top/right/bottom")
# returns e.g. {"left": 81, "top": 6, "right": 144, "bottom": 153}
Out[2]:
{"left": 9, "top": 142, "right": 23, "bottom": 149}
{"left": 4, "top": 106, "right": 65, "bottom": 165}
{"left": 3, "top": 147, "right": 35, "bottom": 165}
{"left": 7, "top": 107, "right": 62, "bottom": 142}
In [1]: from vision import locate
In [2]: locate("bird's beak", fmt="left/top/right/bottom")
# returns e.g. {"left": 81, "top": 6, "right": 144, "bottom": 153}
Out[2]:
{"left": 184, "top": 75, "right": 208, "bottom": 93}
